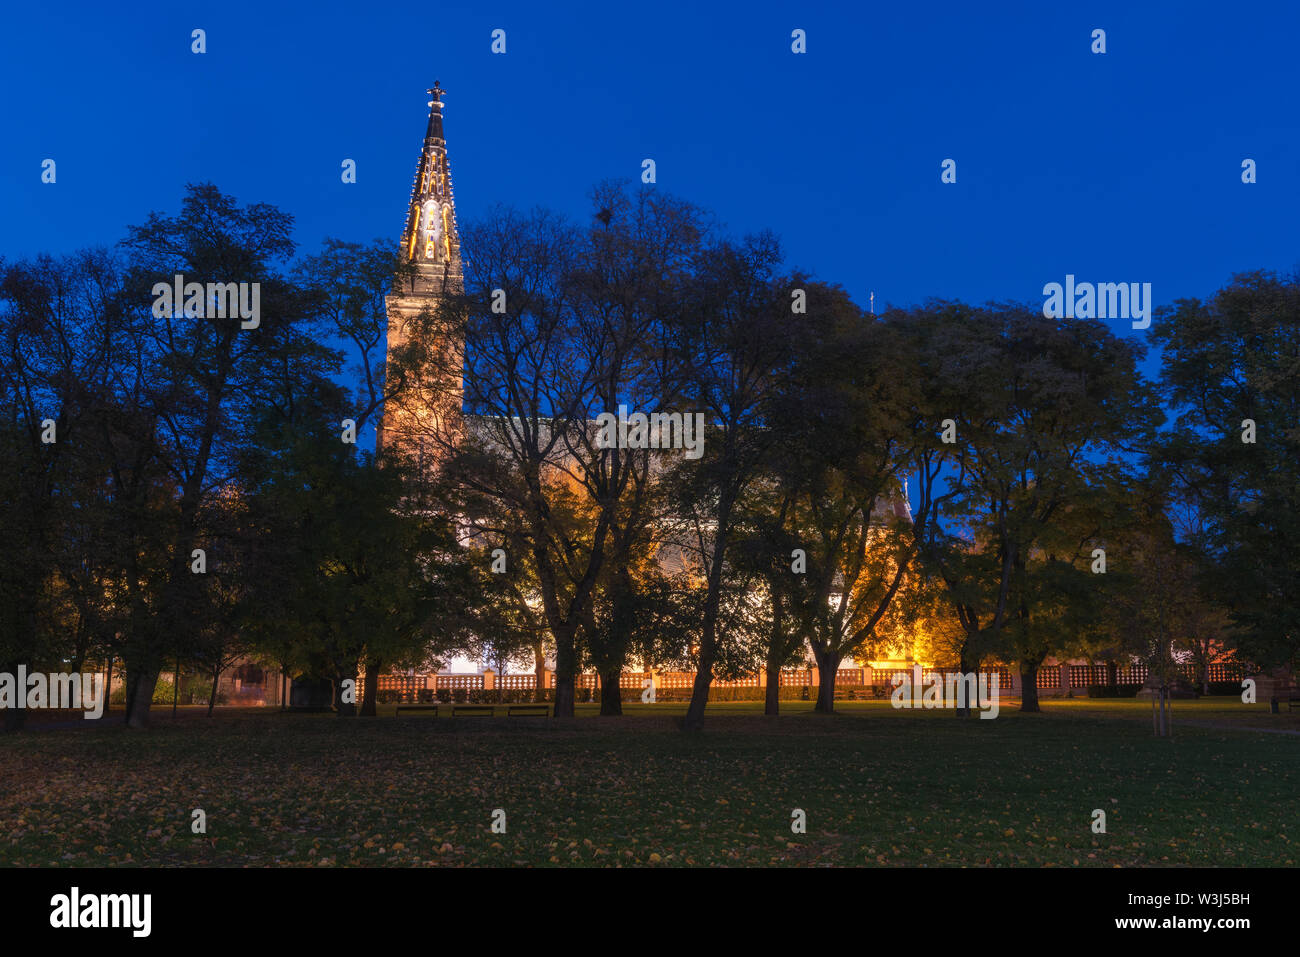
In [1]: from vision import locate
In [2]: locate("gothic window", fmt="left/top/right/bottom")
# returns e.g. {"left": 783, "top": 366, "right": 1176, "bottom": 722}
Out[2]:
{"left": 423, "top": 201, "right": 443, "bottom": 260}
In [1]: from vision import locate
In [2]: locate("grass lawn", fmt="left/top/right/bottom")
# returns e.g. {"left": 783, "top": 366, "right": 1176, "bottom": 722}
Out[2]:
{"left": 2, "top": 698, "right": 1295, "bottom": 867}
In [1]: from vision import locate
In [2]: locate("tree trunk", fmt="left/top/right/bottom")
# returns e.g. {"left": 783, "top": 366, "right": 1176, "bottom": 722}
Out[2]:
{"left": 1, "top": 660, "right": 24, "bottom": 732}
{"left": 172, "top": 659, "right": 180, "bottom": 718}
{"left": 684, "top": 664, "right": 712, "bottom": 731}
{"left": 955, "top": 647, "right": 975, "bottom": 717}
{"left": 1019, "top": 659, "right": 1041, "bottom": 713}
{"left": 532, "top": 641, "right": 546, "bottom": 704}
{"left": 207, "top": 667, "right": 220, "bottom": 716}
{"left": 360, "top": 658, "right": 380, "bottom": 717}
{"left": 334, "top": 669, "right": 357, "bottom": 717}
{"left": 280, "top": 669, "right": 287, "bottom": 710}
{"left": 553, "top": 630, "right": 577, "bottom": 718}
{"left": 104, "top": 658, "right": 113, "bottom": 716}
{"left": 598, "top": 572, "right": 635, "bottom": 716}
{"left": 599, "top": 667, "right": 623, "bottom": 716}
{"left": 764, "top": 663, "right": 781, "bottom": 716}
{"left": 763, "top": 585, "right": 786, "bottom": 717}
{"left": 126, "top": 665, "right": 161, "bottom": 729}
{"left": 812, "top": 647, "right": 842, "bottom": 714}
{"left": 1106, "top": 659, "right": 1118, "bottom": 687}
{"left": 554, "top": 674, "right": 574, "bottom": 716}
{"left": 686, "top": 566, "right": 728, "bottom": 722}
{"left": 684, "top": 502, "right": 736, "bottom": 732}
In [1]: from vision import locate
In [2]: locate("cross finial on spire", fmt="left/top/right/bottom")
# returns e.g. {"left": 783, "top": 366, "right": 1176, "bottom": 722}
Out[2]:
{"left": 428, "top": 81, "right": 445, "bottom": 107}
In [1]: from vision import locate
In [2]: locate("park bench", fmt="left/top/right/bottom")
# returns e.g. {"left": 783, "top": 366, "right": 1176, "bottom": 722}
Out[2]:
{"left": 451, "top": 705, "right": 495, "bottom": 717}
{"left": 507, "top": 705, "right": 550, "bottom": 718}
{"left": 395, "top": 704, "right": 438, "bottom": 717}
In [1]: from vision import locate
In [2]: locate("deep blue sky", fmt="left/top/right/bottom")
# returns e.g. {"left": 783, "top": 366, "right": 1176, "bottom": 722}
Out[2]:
{"left": 3, "top": 0, "right": 1297, "bottom": 326}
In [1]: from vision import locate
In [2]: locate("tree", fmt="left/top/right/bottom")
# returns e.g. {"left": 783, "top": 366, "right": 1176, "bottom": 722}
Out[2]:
{"left": 406, "top": 187, "right": 709, "bottom": 717}
{"left": 239, "top": 423, "right": 465, "bottom": 717}
{"left": 113, "top": 184, "right": 304, "bottom": 727}
{"left": 892, "top": 302, "right": 1160, "bottom": 713}
{"left": 1153, "top": 271, "right": 1300, "bottom": 674}
{"left": 294, "top": 238, "right": 414, "bottom": 435}
{"left": 458, "top": 539, "right": 550, "bottom": 702}
{"left": 408, "top": 204, "right": 597, "bottom": 718}
{"left": 772, "top": 285, "right": 917, "bottom": 713}
{"left": 670, "top": 234, "right": 796, "bottom": 731}
{"left": 568, "top": 183, "right": 700, "bottom": 715}
{"left": 730, "top": 485, "right": 807, "bottom": 715}
{"left": 0, "top": 249, "right": 139, "bottom": 730}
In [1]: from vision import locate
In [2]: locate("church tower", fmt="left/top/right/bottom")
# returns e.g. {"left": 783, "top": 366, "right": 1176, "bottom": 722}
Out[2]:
{"left": 378, "top": 82, "right": 464, "bottom": 460}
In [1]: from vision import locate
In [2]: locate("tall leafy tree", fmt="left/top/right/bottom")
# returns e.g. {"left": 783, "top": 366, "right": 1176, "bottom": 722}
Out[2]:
{"left": 893, "top": 303, "right": 1160, "bottom": 712}
{"left": 406, "top": 187, "right": 708, "bottom": 717}
{"left": 1153, "top": 271, "right": 1300, "bottom": 673}
{"left": 0, "top": 249, "right": 144, "bottom": 729}
{"left": 113, "top": 184, "right": 305, "bottom": 726}
{"left": 670, "top": 234, "right": 796, "bottom": 731}
{"left": 772, "top": 285, "right": 917, "bottom": 713}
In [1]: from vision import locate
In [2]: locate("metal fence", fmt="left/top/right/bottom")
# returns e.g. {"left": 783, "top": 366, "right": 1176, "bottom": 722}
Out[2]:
{"left": 361, "top": 660, "right": 1249, "bottom": 702}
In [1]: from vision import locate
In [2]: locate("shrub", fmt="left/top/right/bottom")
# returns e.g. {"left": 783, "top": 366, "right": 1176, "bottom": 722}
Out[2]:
{"left": 474, "top": 688, "right": 540, "bottom": 704}
{"left": 110, "top": 676, "right": 188, "bottom": 706}
{"left": 716, "top": 686, "right": 781, "bottom": 702}
{"left": 154, "top": 674, "right": 217, "bottom": 705}
{"left": 183, "top": 675, "right": 220, "bottom": 705}
{"left": 1205, "top": 681, "right": 1245, "bottom": 696}
{"left": 635, "top": 684, "right": 821, "bottom": 702}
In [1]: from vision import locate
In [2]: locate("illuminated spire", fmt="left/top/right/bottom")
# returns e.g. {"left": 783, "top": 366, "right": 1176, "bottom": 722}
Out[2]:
{"left": 379, "top": 83, "right": 465, "bottom": 456}
{"left": 397, "top": 81, "right": 462, "bottom": 291}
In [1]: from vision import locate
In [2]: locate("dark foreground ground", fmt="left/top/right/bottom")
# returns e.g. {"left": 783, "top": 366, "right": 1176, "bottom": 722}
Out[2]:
{"left": 1, "top": 699, "right": 1295, "bottom": 866}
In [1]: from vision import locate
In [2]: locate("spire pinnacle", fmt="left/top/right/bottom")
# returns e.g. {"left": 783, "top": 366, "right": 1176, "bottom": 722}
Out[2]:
{"left": 424, "top": 82, "right": 446, "bottom": 141}
{"left": 382, "top": 81, "right": 465, "bottom": 456}
{"left": 398, "top": 82, "right": 461, "bottom": 279}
